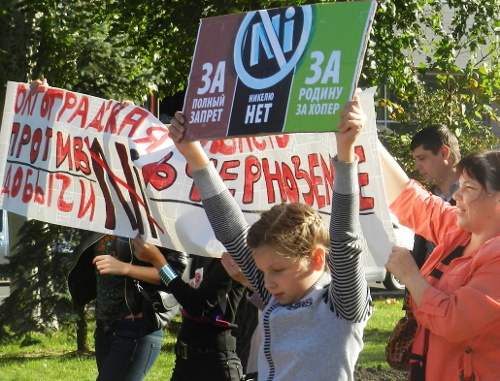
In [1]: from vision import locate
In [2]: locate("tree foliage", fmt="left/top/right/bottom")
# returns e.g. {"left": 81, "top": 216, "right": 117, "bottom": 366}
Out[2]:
{"left": 363, "top": 0, "right": 500, "bottom": 174}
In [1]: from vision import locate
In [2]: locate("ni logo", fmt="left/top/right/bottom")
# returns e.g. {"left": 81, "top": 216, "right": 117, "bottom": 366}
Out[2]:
{"left": 233, "top": 6, "right": 312, "bottom": 90}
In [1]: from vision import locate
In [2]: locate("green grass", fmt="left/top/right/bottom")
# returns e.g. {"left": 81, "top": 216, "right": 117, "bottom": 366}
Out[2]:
{"left": 0, "top": 298, "right": 404, "bottom": 379}
{"left": 358, "top": 296, "right": 406, "bottom": 368}
{"left": 0, "top": 320, "right": 179, "bottom": 381}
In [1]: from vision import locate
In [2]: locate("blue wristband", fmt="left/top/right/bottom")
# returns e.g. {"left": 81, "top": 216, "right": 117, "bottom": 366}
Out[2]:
{"left": 159, "top": 264, "right": 178, "bottom": 286}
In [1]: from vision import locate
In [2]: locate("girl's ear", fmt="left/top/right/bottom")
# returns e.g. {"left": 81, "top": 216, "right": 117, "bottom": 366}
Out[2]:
{"left": 311, "top": 246, "right": 326, "bottom": 271}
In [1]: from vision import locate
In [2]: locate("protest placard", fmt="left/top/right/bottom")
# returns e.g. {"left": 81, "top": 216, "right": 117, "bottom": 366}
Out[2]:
{"left": 182, "top": 2, "right": 376, "bottom": 140}
{"left": 0, "top": 83, "right": 394, "bottom": 269}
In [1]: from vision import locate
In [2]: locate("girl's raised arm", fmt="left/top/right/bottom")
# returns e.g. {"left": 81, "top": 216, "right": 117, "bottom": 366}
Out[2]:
{"left": 335, "top": 94, "right": 365, "bottom": 163}
{"left": 168, "top": 112, "right": 210, "bottom": 171}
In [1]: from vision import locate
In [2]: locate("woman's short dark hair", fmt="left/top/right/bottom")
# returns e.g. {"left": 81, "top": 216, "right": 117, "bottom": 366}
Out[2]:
{"left": 456, "top": 150, "right": 500, "bottom": 192}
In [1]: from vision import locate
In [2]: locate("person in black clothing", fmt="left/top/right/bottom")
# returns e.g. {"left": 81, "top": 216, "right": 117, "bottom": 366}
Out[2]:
{"left": 409, "top": 125, "right": 460, "bottom": 268}
{"left": 67, "top": 233, "right": 188, "bottom": 381}
{"left": 221, "top": 251, "right": 261, "bottom": 376}
{"left": 132, "top": 235, "right": 246, "bottom": 381}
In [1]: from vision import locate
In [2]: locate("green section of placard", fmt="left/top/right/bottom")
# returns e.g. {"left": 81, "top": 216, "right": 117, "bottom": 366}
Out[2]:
{"left": 284, "top": 2, "right": 375, "bottom": 133}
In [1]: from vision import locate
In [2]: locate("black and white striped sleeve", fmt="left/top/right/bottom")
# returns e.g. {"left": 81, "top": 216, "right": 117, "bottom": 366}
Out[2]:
{"left": 329, "top": 158, "right": 372, "bottom": 322}
{"left": 191, "top": 163, "right": 270, "bottom": 304}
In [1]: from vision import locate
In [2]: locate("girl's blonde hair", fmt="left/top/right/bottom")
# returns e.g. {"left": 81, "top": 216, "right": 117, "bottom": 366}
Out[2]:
{"left": 247, "top": 203, "right": 329, "bottom": 263}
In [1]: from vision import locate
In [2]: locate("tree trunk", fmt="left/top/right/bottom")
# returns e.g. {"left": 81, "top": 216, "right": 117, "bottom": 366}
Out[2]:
{"left": 76, "top": 304, "right": 89, "bottom": 352}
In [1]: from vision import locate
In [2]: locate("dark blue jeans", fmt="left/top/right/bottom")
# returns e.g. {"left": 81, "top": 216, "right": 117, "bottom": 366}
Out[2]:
{"left": 95, "top": 318, "right": 163, "bottom": 381}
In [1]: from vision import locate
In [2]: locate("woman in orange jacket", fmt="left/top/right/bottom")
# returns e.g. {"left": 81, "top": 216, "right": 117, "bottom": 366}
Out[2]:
{"left": 380, "top": 144, "right": 500, "bottom": 381}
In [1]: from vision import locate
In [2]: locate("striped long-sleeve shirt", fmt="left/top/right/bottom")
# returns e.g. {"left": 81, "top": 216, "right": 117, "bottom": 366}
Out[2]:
{"left": 192, "top": 158, "right": 372, "bottom": 381}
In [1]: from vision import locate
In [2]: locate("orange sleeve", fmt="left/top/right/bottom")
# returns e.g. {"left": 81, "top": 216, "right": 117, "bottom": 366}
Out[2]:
{"left": 390, "top": 179, "right": 458, "bottom": 246}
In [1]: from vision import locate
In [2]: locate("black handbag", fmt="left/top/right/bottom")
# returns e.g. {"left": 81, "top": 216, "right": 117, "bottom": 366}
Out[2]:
{"left": 135, "top": 248, "right": 188, "bottom": 331}
{"left": 135, "top": 281, "right": 180, "bottom": 331}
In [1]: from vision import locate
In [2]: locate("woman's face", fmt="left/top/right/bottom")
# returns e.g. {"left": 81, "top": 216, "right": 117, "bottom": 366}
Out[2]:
{"left": 454, "top": 172, "right": 499, "bottom": 233}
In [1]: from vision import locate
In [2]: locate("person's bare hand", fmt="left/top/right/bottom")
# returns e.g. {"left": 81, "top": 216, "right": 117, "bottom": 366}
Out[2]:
{"left": 220, "top": 252, "right": 253, "bottom": 291}
{"left": 385, "top": 246, "right": 419, "bottom": 286}
{"left": 336, "top": 94, "right": 366, "bottom": 146}
{"left": 30, "top": 78, "right": 48, "bottom": 95}
{"left": 93, "top": 255, "right": 128, "bottom": 276}
{"left": 132, "top": 234, "right": 166, "bottom": 269}
{"left": 168, "top": 112, "right": 208, "bottom": 170}
{"left": 334, "top": 91, "right": 366, "bottom": 162}
{"left": 168, "top": 112, "right": 186, "bottom": 143}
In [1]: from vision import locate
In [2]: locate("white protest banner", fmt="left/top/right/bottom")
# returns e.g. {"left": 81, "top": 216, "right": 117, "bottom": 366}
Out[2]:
{"left": 0, "top": 83, "right": 394, "bottom": 267}
{"left": 182, "top": 2, "right": 377, "bottom": 140}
